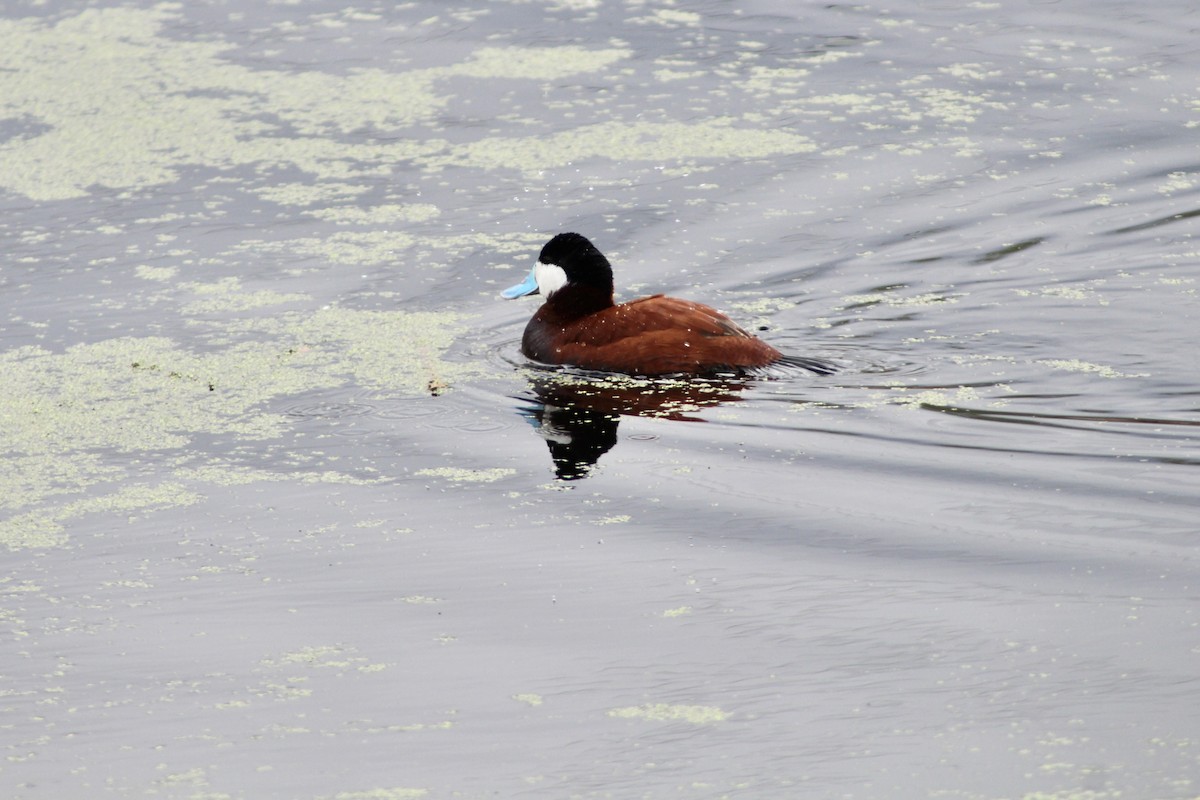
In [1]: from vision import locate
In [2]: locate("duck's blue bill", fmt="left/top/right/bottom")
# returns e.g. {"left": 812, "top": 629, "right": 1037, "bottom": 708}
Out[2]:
{"left": 501, "top": 266, "right": 539, "bottom": 299}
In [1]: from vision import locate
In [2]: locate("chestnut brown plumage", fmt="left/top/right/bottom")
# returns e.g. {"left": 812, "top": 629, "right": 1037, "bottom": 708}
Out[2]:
{"left": 504, "top": 233, "right": 832, "bottom": 377}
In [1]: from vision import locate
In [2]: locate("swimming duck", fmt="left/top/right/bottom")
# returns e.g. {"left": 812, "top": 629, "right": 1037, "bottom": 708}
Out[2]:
{"left": 502, "top": 232, "right": 832, "bottom": 376}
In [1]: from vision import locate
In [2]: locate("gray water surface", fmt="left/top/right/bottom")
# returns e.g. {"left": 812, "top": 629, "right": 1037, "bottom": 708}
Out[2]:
{"left": 2, "top": 1, "right": 1198, "bottom": 798}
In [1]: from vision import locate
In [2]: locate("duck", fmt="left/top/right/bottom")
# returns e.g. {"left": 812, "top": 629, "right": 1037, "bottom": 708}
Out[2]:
{"left": 502, "top": 232, "right": 833, "bottom": 377}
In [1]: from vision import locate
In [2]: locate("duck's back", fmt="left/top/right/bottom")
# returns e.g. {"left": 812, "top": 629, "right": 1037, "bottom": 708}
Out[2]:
{"left": 522, "top": 294, "right": 782, "bottom": 376}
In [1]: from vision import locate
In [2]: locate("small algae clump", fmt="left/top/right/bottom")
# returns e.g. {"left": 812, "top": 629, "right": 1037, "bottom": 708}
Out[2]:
{"left": 0, "top": 482, "right": 202, "bottom": 551}
{"left": 285, "top": 307, "right": 473, "bottom": 395}
{"left": 607, "top": 703, "right": 730, "bottom": 725}
{"left": 321, "top": 789, "right": 428, "bottom": 800}
{"left": 1038, "top": 359, "right": 1146, "bottom": 379}
{"left": 0, "top": 6, "right": 631, "bottom": 202}
{"left": 440, "top": 119, "right": 817, "bottom": 174}
{"left": 414, "top": 467, "right": 516, "bottom": 484}
{"left": 0, "top": 305, "right": 471, "bottom": 550}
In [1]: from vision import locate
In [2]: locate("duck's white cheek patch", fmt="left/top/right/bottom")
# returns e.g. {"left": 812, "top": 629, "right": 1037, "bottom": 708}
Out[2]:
{"left": 535, "top": 261, "right": 568, "bottom": 297}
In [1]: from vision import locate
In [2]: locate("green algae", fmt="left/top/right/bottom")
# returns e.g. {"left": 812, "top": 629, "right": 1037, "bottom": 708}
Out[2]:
{"left": 135, "top": 265, "right": 179, "bottom": 282}
{"left": 0, "top": 1, "right": 906, "bottom": 205}
{"left": 448, "top": 45, "right": 628, "bottom": 80}
{"left": 322, "top": 790, "right": 427, "bottom": 800}
{"left": 639, "top": 9, "right": 703, "bottom": 27}
{"left": 593, "top": 514, "right": 631, "bottom": 525}
{"left": 244, "top": 228, "right": 544, "bottom": 271}
{"left": 1038, "top": 359, "right": 1148, "bottom": 379}
{"left": 0, "top": 6, "right": 630, "bottom": 202}
{"left": 254, "top": 182, "right": 374, "bottom": 207}
{"left": 173, "top": 464, "right": 383, "bottom": 488}
{"left": 607, "top": 703, "right": 730, "bottom": 725}
{"left": 1, "top": 482, "right": 204, "bottom": 550}
{"left": 840, "top": 290, "right": 961, "bottom": 309}
{"left": 0, "top": 304, "right": 471, "bottom": 550}
{"left": 437, "top": 119, "right": 818, "bottom": 174}
{"left": 414, "top": 467, "right": 516, "bottom": 484}
{"left": 262, "top": 644, "right": 367, "bottom": 670}
{"left": 180, "top": 277, "right": 311, "bottom": 314}
{"left": 308, "top": 203, "right": 441, "bottom": 226}
{"left": 285, "top": 307, "right": 475, "bottom": 393}
{"left": 0, "top": 2, "right": 1003, "bottom": 207}
{"left": 242, "top": 231, "right": 419, "bottom": 267}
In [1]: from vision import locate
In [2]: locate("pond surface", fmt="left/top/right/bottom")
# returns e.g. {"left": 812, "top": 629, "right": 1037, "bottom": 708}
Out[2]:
{"left": 2, "top": 1, "right": 1198, "bottom": 798}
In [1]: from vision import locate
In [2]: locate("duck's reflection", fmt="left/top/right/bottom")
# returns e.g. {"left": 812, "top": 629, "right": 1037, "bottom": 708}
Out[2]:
{"left": 518, "top": 402, "right": 620, "bottom": 481}
{"left": 517, "top": 371, "right": 749, "bottom": 480}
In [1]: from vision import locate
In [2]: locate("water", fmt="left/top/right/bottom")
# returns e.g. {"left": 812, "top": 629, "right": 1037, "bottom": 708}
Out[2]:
{"left": 2, "top": 1, "right": 1198, "bottom": 798}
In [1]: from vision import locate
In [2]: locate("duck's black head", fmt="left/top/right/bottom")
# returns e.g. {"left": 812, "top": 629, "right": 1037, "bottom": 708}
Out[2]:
{"left": 536, "top": 232, "right": 613, "bottom": 297}
{"left": 501, "top": 232, "right": 614, "bottom": 301}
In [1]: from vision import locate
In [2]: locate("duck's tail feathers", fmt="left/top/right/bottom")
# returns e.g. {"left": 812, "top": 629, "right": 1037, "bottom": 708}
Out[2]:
{"left": 776, "top": 354, "right": 838, "bottom": 376}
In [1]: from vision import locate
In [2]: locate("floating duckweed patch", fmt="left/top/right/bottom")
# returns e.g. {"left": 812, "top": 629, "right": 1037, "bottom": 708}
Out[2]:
{"left": 0, "top": 450, "right": 119, "bottom": 513}
{"left": 730, "top": 297, "right": 797, "bottom": 315}
{"left": 255, "top": 182, "right": 373, "bottom": 207}
{"left": 135, "top": 265, "right": 179, "bottom": 281}
{"left": 437, "top": 231, "right": 548, "bottom": 258}
{"left": 593, "top": 515, "right": 632, "bottom": 525}
{"left": 415, "top": 467, "right": 516, "bottom": 483}
{"left": 0, "top": 1, "right": 1028, "bottom": 209}
{"left": 320, "top": 789, "right": 428, "bottom": 800}
{"left": 181, "top": 277, "right": 311, "bottom": 314}
{"left": 174, "top": 464, "right": 382, "bottom": 488}
{"left": 1157, "top": 171, "right": 1197, "bottom": 195}
{"left": 912, "top": 87, "right": 1007, "bottom": 124}
{"left": 512, "top": 693, "right": 544, "bottom": 707}
{"left": 639, "top": 9, "right": 702, "bottom": 27}
{"left": 401, "top": 595, "right": 441, "bottom": 605}
{"left": 286, "top": 307, "right": 473, "bottom": 393}
{"left": 259, "top": 229, "right": 546, "bottom": 272}
{"left": 1018, "top": 793, "right": 1118, "bottom": 800}
{"left": 264, "top": 645, "right": 360, "bottom": 669}
{"left": 308, "top": 203, "right": 441, "bottom": 226}
{"left": 441, "top": 120, "right": 818, "bottom": 174}
{"left": 0, "top": 306, "right": 470, "bottom": 549}
{"left": 1, "top": 482, "right": 203, "bottom": 551}
{"left": 840, "top": 291, "right": 959, "bottom": 308}
{"left": 156, "top": 767, "right": 212, "bottom": 791}
{"left": 893, "top": 386, "right": 984, "bottom": 409}
{"left": 0, "top": 7, "right": 630, "bottom": 201}
{"left": 1, "top": 336, "right": 312, "bottom": 456}
{"left": 740, "top": 66, "right": 812, "bottom": 97}
{"left": 1015, "top": 285, "right": 1109, "bottom": 305}
{"left": 239, "top": 231, "right": 419, "bottom": 266}
{"left": 1039, "top": 359, "right": 1147, "bottom": 379}
{"left": 607, "top": 703, "right": 730, "bottom": 725}
{"left": 450, "top": 45, "right": 629, "bottom": 80}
